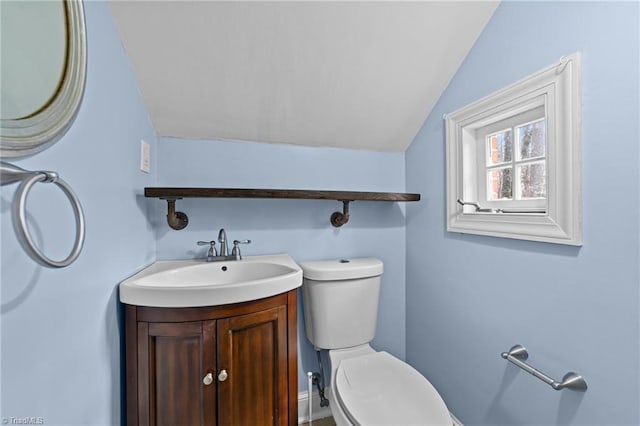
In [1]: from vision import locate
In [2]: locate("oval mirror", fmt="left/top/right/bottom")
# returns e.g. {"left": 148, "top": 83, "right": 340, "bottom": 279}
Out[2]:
{"left": 0, "top": 0, "right": 87, "bottom": 158}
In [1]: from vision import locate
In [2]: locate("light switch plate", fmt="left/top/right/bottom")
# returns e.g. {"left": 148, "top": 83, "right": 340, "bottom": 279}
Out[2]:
{"left": 140, "top": 140, "right": 150, "bottom": 173}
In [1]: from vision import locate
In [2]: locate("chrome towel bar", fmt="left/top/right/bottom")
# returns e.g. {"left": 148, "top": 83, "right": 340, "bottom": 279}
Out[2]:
{"left": 1, "top": 161, "right": 85, "bottom": 268}
{"left": 501, "top": 345, "right": 587, "bottom": 391}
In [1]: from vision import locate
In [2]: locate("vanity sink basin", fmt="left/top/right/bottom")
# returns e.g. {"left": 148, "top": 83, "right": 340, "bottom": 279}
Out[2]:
{"left": 119, "top": 253, "right": 302, "bottom": 307}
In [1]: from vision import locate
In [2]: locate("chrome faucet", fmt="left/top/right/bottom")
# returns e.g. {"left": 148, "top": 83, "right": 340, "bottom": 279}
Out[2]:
{"left": 218, "top": 228, "right": 229, "bottom": 256}
{"left": 198, "top": 229, "right": 251, "bottom": 262}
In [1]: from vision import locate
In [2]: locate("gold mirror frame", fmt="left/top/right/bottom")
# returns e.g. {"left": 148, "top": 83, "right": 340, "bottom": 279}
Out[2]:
{"left": 0, "top": 0, "right": 87, "bottom": 158}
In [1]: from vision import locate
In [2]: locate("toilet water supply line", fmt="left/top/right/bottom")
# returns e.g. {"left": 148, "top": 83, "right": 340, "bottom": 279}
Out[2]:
{"left": 305, "top": 350, "right": 330, "bottom": 423}
{"left": 314, "top": 351, "right": 330, "bottom": 407}
{"left": 307, "top": 372, "right": 313, "bottom": 424}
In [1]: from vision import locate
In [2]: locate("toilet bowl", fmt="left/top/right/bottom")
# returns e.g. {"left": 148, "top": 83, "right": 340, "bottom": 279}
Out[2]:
{"left": 300, "top": 258, "right": 452, "bottom": 426}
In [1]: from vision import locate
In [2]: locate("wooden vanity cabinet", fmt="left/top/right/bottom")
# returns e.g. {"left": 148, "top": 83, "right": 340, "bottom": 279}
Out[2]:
{"left": 125, "top": 290, "right": 298, "bottom": 426}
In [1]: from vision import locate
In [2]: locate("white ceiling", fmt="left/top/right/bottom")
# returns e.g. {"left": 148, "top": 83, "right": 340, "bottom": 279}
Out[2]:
{"left": 109, "top": 1, "right": 498, "bottom": 152}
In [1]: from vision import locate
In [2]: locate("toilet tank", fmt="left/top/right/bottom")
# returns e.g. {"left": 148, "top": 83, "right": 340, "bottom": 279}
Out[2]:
{"left": 300, "top": 258, "right": 383, "bottom": 350}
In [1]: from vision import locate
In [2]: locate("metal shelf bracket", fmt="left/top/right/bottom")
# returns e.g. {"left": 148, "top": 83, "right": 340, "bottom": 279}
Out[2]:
{"left": 164, "top": 198, "right": 189, "bottom": 230}
{"left": 330, "top": 200, "right": 351, "bottom": 227}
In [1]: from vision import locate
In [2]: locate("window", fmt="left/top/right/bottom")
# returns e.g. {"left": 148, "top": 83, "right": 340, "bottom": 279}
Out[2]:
{"left": 446, "top": 53, "right": 582, "bottom": 245}
{"left": 478, "top": 106, "right": 547, "bottom": 212}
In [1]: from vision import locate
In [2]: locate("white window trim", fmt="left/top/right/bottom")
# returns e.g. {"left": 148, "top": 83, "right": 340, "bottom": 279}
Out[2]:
{"left": 446, "top": 53, "right": 582, "bottom": 246}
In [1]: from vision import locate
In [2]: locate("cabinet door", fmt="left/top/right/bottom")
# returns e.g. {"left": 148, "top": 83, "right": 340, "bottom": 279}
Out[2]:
{"left": 137, "top": 320, "right": 216, "bottom": 426}
{"left": 217, "top": 306, "right": 288, "bottom": 426}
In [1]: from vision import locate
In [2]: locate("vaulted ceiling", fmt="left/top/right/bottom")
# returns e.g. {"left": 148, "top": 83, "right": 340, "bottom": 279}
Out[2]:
{"left": 109, "top": 1, "right": 498, "bottom": 152}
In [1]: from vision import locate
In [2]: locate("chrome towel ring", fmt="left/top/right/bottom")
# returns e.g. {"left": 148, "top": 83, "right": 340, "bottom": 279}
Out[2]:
{"left": 1, "top": 161, "right": 85, "bottom": 268}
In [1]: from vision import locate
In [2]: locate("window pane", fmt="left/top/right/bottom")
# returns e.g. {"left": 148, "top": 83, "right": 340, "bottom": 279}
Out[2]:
{"left": 517, "top": 119, "right": 545, "bottom": 160}
{"left": 518, "top": 162, "right": 546, "bottom": 199}
{"left": 487, "top": 167, "right": 512, "bottom": 200}
{"left": 486, "top": 130, "right": 513, "bottom": 165}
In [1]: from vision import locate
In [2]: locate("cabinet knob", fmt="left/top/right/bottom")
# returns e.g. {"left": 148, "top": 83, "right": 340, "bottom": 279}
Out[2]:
{"left": 218, "top": 369, "right": 228, "bottom": 382}
{"left": 203, "top": 372, "right": 213, "bottom": 386}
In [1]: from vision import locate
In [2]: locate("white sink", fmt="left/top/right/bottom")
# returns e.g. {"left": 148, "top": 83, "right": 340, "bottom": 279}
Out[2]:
{"left": 119, "top": 253, "right": 302, "bottom": 307}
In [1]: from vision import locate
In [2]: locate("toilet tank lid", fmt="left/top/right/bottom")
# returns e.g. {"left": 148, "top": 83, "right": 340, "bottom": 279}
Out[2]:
{"left": 299, "top": 258, "right": 383, "bottom": 281}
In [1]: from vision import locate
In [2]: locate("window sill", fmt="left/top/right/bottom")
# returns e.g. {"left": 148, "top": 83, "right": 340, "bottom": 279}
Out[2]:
{"left": 448, "top": 211, "right": 582, "bottom": 246}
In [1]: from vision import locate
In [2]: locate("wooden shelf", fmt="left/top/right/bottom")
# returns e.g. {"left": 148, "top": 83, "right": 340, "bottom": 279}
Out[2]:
{"left": 144, "top": 187, "right": 420, "bottom": 229}
{"left": 145, "top": 187, "right": 419, "bottom": 202}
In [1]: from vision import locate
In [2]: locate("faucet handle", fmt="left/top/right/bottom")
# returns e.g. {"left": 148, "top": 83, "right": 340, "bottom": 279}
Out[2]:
{"left": 231, "top": 240, "right": 251, "bottom": 260}
{"left": 197, "top": 240, "right": 217, "bottom": 259}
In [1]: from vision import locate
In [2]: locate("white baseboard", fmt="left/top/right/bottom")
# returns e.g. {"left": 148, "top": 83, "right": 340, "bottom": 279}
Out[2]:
{"left": 298, "top": 388, "right": 332, "bottom": 424}
{"left": 450, "top": 412, "right": 464, "bottom": 426}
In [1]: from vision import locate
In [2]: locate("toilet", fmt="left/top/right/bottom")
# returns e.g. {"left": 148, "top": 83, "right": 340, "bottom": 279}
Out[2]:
{"left": 300, "top": 258, "right": 452, "bottom": 426}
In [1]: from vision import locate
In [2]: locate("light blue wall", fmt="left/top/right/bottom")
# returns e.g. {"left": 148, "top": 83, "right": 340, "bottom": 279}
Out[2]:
{"left": 406, "top": 2, "right": 639, "bottom": 426}
{"left": 155, "top": 137, "right": 408, "bottom": 389}
{"left": 1, "top": 2, "right": 157, "bottom": 424}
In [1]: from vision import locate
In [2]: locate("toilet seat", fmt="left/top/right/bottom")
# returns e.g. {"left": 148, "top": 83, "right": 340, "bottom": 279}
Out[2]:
{"left": 334, "top": 351, "right": 451, "bottom": 426}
